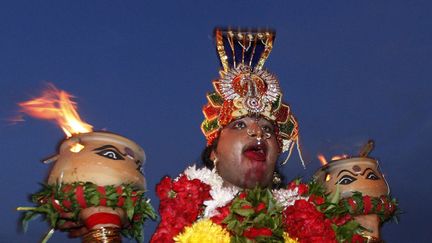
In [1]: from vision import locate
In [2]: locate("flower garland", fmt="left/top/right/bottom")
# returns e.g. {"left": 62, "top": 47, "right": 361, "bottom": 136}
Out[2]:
{"left": 212, "top": 188, "right": 297, "bottom": 242}
{"left": 151, "top": 173, "right": 212, "bottom": 242}
{"left": 339, "top": 193, "right": 397, "bottom": 221}
{"left": 184, "top": 165, "right": 240, "bottom": 218}
{"left": 18, "top": 182, "right": 156, "bottom": 242}
{"left": 173, "top": 219, "right": 231, "bottom": 243}
{"left": 151, "top": 166, "right": 398, "bottom": 243}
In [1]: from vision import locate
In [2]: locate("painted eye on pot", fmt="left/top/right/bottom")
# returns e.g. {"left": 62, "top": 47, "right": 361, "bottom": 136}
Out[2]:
{"left": 96, "top": 149, "right": 125, "bottom": 160}
{"left": 135, "top": 160, "right": 143, "bottom": 174}
{"left": 136, "top": 164, "right": 143, "bottom": 174}
{"left": 366, "top": 172, "right": 380, "bottom": 180}
{"left": 337, "top": 175, "right": 357, "bottom": 185}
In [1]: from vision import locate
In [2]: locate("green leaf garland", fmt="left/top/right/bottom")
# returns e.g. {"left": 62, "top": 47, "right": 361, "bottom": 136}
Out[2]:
{"left": 18, "top": 182, "right": 156, "bottom": 242}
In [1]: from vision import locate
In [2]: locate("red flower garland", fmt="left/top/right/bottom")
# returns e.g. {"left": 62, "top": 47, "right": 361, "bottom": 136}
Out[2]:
{"left": 243, "top": 227, "right": 273, "bottom": 239}
{"left": 283, "top": 199, "right": 337, "bottom": 243}
{"left": 210, "top": 204, "right": 231, "bottom": 225}
{"left": 151, "top": 171, "right": 398, "bottom": 243}
{"left": 20, "top": 182, "right": 156, "bottom": 242}
{"left": 340, "top": 193, "right": 397, "bottom": 221}
{"left": 151, "top": 175, "right": 212, "bottom": 243}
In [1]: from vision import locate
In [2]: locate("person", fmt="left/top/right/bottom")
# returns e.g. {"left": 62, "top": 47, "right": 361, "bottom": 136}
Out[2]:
{"left": 199, "top": 28, "right": 300, "bottom": 189}
{"left": 151, "top": 29, "right": 398, "bottom": 243}
{"left": 150, "top": 28, "right": 303, "bottom": 243}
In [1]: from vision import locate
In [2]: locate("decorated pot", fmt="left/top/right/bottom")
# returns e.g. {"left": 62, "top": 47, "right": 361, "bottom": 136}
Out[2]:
{"left": 48, "top": 131, "right": 145, "bottom": 190}
{"left": 17, "top": 86, "right": 155, "bottom": 242}
{"left": 44, "top": 132, "right": 150, "bottom": 242}
{"left": 314, "top": 157, "right": 390, "bottom": 240}
{"left": 314, "top": 157, "right": 389, "bottom": 198}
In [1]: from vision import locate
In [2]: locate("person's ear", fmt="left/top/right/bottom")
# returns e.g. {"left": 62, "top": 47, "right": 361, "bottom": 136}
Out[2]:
{"left": 210, "top": 150, "right": 218, "bottom": 169}
{"left": 209, "top": 150, "right": 216, "bottom": 161}
{"left": 210, "top": 150, "right": 216, "bottom": 162}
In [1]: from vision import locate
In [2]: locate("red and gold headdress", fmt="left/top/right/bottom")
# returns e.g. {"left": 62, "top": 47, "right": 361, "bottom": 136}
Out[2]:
{"left": 201, "top": 28, "right": 301, "bottom": 161}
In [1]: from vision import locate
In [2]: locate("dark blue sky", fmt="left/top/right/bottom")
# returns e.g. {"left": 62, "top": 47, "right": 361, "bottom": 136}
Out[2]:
{"left": 1, "top": 1, "right": 431, "bottom": 242}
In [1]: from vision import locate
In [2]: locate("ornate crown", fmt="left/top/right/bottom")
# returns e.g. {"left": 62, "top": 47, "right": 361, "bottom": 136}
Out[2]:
{"left": 201, "top": 28, "right": 299, "bottom": 157}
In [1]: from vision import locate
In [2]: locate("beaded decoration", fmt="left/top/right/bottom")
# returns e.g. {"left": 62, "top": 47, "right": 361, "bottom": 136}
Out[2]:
{"left": 201, "top": 28, "right": 302, "bottom": 164}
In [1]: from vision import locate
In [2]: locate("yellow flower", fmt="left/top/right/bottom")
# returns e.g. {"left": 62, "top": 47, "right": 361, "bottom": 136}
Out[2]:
{"left": 174, "top": 219, "right": 230, "bottom": 243}
{"left": 284, "top": 232, "right": 299, "bottom": 243}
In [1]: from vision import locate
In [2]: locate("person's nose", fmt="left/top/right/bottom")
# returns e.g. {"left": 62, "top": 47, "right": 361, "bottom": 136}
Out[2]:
{"left": 247, "top": 123, "right": 263, "bottom": 138}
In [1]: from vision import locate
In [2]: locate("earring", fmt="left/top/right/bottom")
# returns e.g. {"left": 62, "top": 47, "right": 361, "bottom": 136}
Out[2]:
{"left": 272, "top": 171, "right": 282, "bottom": 187}
{"left": 213, "top": 157, "right": 218, "bottom": 170}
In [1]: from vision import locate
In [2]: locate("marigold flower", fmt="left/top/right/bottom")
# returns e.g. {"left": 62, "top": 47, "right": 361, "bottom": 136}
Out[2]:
{"left": 283, "top": 232, "right": 299, "bottom": 243}
{"left": 173, "top": 219, "right": 230, "bottom": 243}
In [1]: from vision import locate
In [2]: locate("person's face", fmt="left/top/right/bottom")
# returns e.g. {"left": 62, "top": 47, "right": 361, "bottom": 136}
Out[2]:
{"left": 211, "top": 116, "right": 279, "bottom": 189}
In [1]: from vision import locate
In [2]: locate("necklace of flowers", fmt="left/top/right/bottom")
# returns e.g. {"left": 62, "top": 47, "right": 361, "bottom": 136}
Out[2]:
{"left": 183, "top": 165, "right": 308, "bottom": 218}
{"left": 151, "top": 166, "right": 398, "bottom": 243}
{"left": 151, "top": 166, "right": 308, "bottom": 242}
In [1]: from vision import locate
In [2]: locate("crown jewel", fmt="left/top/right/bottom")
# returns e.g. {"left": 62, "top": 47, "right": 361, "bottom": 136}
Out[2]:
{"left": 201, "top": 28, "right": 300, "bottom": 160}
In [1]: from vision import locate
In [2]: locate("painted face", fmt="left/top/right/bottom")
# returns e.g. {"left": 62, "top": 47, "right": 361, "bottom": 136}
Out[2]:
{"left": 211, "top": 116, "right": 279, "bottom": 189}
{"left": 48, "top": 132, "right": 146, "bottom": 190}
{"left": 317, "top": 158, "right": 389, "bottom": 198}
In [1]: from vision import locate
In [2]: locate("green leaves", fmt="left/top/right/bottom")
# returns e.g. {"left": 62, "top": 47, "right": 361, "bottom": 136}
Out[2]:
{"left": 124, "top": 197, "right": 135, "bottom": 220}
{"left": 41, "top": 228, "right": 55, "bottom": 243}
{"left": 222, "top": 188, "right": 285, "bottom": 242}
{"left": 18, "top": 182, "right": 156, "bottom": 243}
{"left": 310, "top": 179, "right": 399, "bottom": 242}
{"left": 21, "top": 211, "right": 40, "bottom": 232}
{"left": 333, "top": 220, "right": 361, "bottom": 242}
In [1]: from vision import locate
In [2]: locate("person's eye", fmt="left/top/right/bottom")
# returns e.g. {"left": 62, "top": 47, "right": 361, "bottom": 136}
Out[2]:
{"left": 233, "top": 121, "right": 246, "bottom": 129}
{"left": 337, "top": 175, "right": 357, "bottom": 185}
{"left": 366, "top": 172, "right": 380, "bottom": 180}
{"left": 262, "top": 125, "right": 274, "bottom": 134}
{"left": 96, "top": 149, "right": 125, "bottom": 160}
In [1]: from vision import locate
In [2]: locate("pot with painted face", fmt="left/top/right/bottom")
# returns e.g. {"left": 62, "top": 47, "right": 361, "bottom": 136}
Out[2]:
{"left": 314, "top": 157, "right": 389, "bottom": 241}
{"left": 48, "top": 131, "right": 145, "bottom": 190}
{"left": 48, "top": 131, "right": 146, "bottom": 242}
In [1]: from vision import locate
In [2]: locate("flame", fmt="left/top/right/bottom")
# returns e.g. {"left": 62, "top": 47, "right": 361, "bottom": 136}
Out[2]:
{"left": 70, "top": 143, "right": 85, "bottom": 153}
{"left": 317, "top": 154, "right": 327, "bottom": 166}
{"left": 19, "top": 84, "right": 93, "bottom": 137}
{"left": 330, "top": 154, "right": 348, "bottom": 161}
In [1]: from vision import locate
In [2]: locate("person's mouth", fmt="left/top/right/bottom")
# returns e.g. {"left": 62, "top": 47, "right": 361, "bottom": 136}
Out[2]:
{"left": 243, "top": 143, "right": 267, "bottom": 162}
